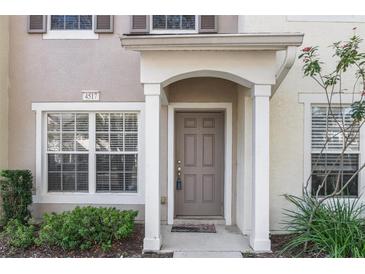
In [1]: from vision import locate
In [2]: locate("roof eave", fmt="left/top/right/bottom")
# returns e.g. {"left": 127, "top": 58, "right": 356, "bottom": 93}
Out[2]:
{"left": 120, "top": 33, "right": 304, "bottom": 51}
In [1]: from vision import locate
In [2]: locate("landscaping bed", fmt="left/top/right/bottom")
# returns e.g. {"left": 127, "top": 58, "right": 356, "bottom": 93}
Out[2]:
{"left": 242, "top": 234, "right": 326, "bottom": 258}
{"left": 0, "top": 224, "right": 144, "bottom": 258}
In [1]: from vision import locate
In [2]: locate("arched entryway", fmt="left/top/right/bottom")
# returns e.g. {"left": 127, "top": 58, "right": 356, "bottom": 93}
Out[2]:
{"left": 121, "top": 32, "right": 303, "bottom": 252}
{"left": 164, "top": 77, "right": 244, "bottom": 227}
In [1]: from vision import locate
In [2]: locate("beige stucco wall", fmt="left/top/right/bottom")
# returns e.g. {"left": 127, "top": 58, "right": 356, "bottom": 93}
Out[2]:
{"left": 0, "top": 16, "right": 9, "bottom": 171}
{"left": 8, "top": 16, "right": 143, "bottom": 177}
{"left": 29, "top": 77, "right": 240, "bottom": 222}
{"left": 8, "top": 16, "right": 144, "bottom": 218}
{"left": 8, "top": 15, "right": 239, "bottom": 176}
{"left": 239, "top": 15, "right": 365, "bottom": 232}
{"left": 10, "top": 15, "right": 365, "bottom": 233}
{"left": 8, "top": 15, "right": 239, "bottom": 218}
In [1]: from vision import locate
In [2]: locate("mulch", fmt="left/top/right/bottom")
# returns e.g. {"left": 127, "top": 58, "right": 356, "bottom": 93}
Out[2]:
{"left": 0, "top": 224, "right": 145, "bottom": 258}
{"left": 242, "top": 234, "right": 327, "bottom": 258}
{"left": 0, "top": 224, "right": 325, "bottom": 258}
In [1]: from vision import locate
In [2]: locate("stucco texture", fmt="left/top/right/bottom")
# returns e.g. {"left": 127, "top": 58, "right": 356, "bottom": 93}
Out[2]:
{"left": 9, "top": 15, "right": 365, "bottom": 234}
{"left": 8, "top": 16, "right": 143, "bottom": 175}
{"left": 8, "top": 16, "right": 240, "bottom": 219}
{"left": 0, "top": 16, "right": 9, "bottom": 170}
{"left": 240, "top": 15, "right": 365, "bottom": 232}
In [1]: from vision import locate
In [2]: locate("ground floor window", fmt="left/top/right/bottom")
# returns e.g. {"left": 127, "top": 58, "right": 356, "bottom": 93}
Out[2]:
{"left": 46, "top": 112, "right": 139, "bottom": 193}
{"left": 311, "top": 105, "right": 359, "bottom": 197}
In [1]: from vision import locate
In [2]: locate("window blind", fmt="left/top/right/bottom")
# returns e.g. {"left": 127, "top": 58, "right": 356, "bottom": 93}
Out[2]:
{"left": 95, "top": 113, "right": 138, "bottom": 193}
{"left": 311, "top": 106, "right": 359, "bottom": 151}
{"left": 47, "top": 113, "right": 89, "bottom": 192}
{"left": 46, "top": 112, "right": 139, "bottom": 194}
{"left": 311, "top": 106, "right": 359, "bottom": 197}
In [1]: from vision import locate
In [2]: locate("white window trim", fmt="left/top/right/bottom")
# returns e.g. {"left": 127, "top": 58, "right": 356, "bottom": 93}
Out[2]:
{"left": 43, "top": 16, "right": 99, "bottom": 40}
{"left": 298, "top": 93, "right": 365, "bottom": 200}
{"left": 287, "top": 15, "right": 365, "bottom": 23}
{"left": 150, "top": 15, "right": 199, "bottom": 34}
{"left": 32, "top": 102, "right": 145, "bottom": 204}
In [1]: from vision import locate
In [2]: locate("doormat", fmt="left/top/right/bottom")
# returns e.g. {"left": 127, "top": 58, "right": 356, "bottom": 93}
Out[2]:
{"left": 171, "top": 224, "right": 216, "bottom": 233}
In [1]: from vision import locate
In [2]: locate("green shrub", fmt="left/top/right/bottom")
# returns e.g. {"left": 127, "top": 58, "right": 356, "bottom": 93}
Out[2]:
{"left": 282, "top": 194, "right": 365, "bottom": 258}
{"left": 4, "top": 219, "right": 35, "bottom": 248}
{"left": 37, "top": 206, "right": 138, "bottom": 251}
{"left": 0, "top": 170, "right": 33, "bottom": 224}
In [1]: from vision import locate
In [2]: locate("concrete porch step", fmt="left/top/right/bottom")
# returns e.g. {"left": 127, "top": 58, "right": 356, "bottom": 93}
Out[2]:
{"left": 161, "top": 225, "right": 251, "bottom": 256}
{"left": 174, "top": 216, "right": 225, "bottom": 225}
{"left": 173, "top": 251, "right": 243, "bottom": 258}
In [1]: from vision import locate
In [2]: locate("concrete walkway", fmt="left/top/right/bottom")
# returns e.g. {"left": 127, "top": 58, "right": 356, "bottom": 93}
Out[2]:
{"left": 161, "top": 225, "right": 251, "bottom": 258}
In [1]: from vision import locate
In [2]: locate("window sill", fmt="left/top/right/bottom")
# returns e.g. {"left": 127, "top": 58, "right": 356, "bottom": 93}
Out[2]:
{"left": 149, "top": 29, "right": 199, "bottom": 35}
{"left": 42, "top": 30, "right": 99, "bottom": 40}
{"left": 33, "top": 192, "right": 144, "bottom": 204}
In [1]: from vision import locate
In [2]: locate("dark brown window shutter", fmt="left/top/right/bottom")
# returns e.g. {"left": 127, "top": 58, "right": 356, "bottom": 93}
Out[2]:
{"left": 199, "top": 15, "right": 217, "bottom": 33}
{"left": 94, "top": 15, "right": 114, "bottom": 33}
{"left": 27, "top": 15, "right": 47, "bottom": 33}
{"left": 130, "top": 15, "right": 149, "bottom": 33}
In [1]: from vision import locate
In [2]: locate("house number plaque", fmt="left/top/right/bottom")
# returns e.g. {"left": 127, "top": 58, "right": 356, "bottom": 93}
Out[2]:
{"left": 82, "top": 90, "right": 100, "bottom": 101}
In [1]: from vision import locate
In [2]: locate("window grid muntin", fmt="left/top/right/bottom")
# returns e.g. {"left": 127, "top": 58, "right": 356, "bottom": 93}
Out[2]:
{"left": 96, "top": 112, "right": 138, "bottom": 153}
{"left": 311, "top": 106, "right": 360, "bottom": 152}
{"left": 95, "top": 112, "right": 138, "bottom": 193}
{"left": 48, "top": 154, "right": 89, "bottom": 192}
{"left": 50, "top": 15, "right": 93, "bottom": 30}
{"left": 46, "top": 111, "right": 139, "bottom": 194}
{"left": 47, "top": 112, "right": 89, "bottom": 152}
{"left": 46, "top": 112, "right": 89, "bottom": 192}
{"left": 311, "top": 105, "right": 360, "bottom": 197}
{"left": 152, "top": 15, "right": 197, "bottom": 31}
{"left": 96, "top": 154, "right": 138, "bottom": 193}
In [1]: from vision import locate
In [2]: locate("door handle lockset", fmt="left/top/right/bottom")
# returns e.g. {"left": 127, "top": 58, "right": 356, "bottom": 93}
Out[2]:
{"left": 176, "top": 160, "right": 182, "bottom": 190}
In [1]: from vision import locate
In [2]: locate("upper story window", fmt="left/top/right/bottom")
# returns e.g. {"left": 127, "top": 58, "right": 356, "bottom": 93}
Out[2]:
{"left": 151, "top": 15, "right": 198, "bottom": 34}
{"left": 43, "top": 15, "right": 99, "bottom": 40}
{"left": 50, "top": 15, "right": 93, "bottom": 30}
{"left": 28, "top": 15, "right": 114, "bottom": 38}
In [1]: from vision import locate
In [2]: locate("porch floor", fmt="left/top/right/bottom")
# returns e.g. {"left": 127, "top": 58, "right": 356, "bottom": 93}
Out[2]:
{"left": 160, "top": 225, "right": 251, "bottom": 258}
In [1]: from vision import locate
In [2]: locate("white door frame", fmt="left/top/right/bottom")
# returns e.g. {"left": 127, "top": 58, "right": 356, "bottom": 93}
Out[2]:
{"left": 167, "top": 102, "right": 233, "bottom": 225}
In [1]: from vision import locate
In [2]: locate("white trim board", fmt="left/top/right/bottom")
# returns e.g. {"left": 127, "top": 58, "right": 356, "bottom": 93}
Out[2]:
{"left": 32, "top": 102, "right": 145, "bottom": 205}
{"left": 167, "top": 102, "right": 233, "bottom": 225}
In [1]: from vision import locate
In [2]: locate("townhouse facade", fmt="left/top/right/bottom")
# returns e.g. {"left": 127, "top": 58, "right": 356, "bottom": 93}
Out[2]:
{"left": 0, "top": 15, "right": 364, "bottom": 252}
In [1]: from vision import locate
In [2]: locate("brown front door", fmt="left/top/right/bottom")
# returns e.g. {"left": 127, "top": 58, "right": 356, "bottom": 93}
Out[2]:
{"left": 175, "top": 112, "right": 224, "bottom": 216}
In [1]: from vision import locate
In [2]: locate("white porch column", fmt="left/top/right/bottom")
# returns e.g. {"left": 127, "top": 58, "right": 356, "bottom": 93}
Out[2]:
{"left": 250, "top": 84, "right": 271, "bottom": 252}
{"left": 143, "top": 83, "right": 162, "bottom": 251}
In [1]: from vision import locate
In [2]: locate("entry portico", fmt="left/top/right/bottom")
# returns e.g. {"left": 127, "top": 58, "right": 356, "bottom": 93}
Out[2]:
{"left": 121, "top": 33, "right": 303, "bottom": 252}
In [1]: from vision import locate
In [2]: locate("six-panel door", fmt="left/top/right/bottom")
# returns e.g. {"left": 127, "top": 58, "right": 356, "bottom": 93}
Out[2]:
{"left": 175, "top": 112, "right": 224, "bottom": 216}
